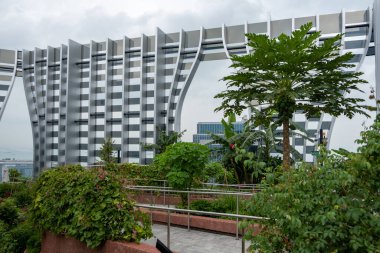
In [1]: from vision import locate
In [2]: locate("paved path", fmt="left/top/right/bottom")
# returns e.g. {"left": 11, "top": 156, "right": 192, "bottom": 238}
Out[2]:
{"left": 143, "top": 224, "right": 250, "bottom": 253}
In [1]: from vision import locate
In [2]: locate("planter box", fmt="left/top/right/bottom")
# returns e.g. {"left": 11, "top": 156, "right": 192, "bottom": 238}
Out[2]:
{"left": 41, "top": 231, "right": 161, "bottom": 253}
{"left": 146, "top": 210, "right": 261, "bottom": 236}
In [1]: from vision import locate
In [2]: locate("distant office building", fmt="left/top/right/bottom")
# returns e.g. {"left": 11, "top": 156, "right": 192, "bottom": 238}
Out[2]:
{"left": 0, "top": 160, "right": 33, "bottom": 182}
{"left": 193, "top": 122, "right": 244, "bottom": 161}
{"left": 0, "top": 6, "right": 376, "bottom": 176}
{"left": 193, "top": 121, "right": 244, "bottom": 145}
{"left": 193, "top": 121, "right": 330, "bottom": 163}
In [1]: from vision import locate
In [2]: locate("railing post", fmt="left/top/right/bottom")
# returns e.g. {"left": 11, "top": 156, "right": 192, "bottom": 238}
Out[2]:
{"left": 167, "top": 209, "right": 171, "bottom": 248}
{"left": 150, "top": 190, "right": 153, "bottom": 224}
{"left": 163, "top": 181, "right": 166, "bottom": 206}
{"left": 236, "top": 194, "right": 239, "bottom": 240}
{"left": 187, "top": 190, "right": 190, "bottom": 231}
{"left": 241, "top": 226, "right": 245, "bottom": 253}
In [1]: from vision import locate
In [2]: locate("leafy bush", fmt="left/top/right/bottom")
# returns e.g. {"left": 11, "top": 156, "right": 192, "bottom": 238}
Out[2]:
{"left": 9, "top": 168, "right": 22, "bottom": 182}
{"left": 30, "top": 165, "right": 153, "bottom": 249}
{"left": 0, "top": 182, "right": 40, "bottom": 253}
{"left": 0, "top": 220, "right": 40, "bottom": 253}
{"left": 189, "top": 196, "right": 249, "bottom": 217}
{"left": 13, "top": 188, "right": 33, "bottom": 208}
{"left": 0, "top": 183, "right": 24, "bottom": 198}
{"left": 189, "top": 199, "right": 213, "bottom": 212}
{"left": 26, "top": 231, "right": 41, "bottom": 253}
{"left": 0, "top": 226, "right": 15, "bottom": 253}
{"left": 202, "top": 162, "right": 236, "bottom": 184}
{"left": 0, "top": 199, "right": 19, "bottom": 227}
{"left": 118, "top": 163, "right": 166, "bottom": 186}
{"left": 0, "top": 183, "right": 13, "bottom": 198}
{"left": 155, "top": 142, "right": 209, "bottom": 190}
{"left": 8, "top": 223, "right": 36, "bottom": 253}
{"left": 155, "top": 142, "right": 209, "bottom": 206}
{"left": 243, "top": 117, "right": 380, "bottom": 252}
{"left": 211, "top": 195, "right": 238, "bottom": 214}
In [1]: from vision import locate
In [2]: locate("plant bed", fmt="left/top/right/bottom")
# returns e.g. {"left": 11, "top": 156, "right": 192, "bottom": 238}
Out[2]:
{"left": 131, "top": 192, "right": 215, "bottom": 206}
{"left": 144, "top": 209, "right": 261, "bottom": 236}
{"left": 41, "top": 231, "right": 161, "bottom": 253}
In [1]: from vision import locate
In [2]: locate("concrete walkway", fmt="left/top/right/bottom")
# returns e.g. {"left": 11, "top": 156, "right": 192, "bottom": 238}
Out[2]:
{"left": 143, "top": 224, "right": 250, "bottom": 253}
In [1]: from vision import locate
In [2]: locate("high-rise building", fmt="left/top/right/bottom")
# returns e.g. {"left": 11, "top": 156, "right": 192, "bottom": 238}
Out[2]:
{"left": 0, "top": 6, "right": 377, "bottom": 177}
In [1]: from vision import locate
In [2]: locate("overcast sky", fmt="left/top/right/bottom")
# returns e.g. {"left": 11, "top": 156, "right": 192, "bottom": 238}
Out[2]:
{"left": 0, "top": 0, "right": 376, "bottom": 160}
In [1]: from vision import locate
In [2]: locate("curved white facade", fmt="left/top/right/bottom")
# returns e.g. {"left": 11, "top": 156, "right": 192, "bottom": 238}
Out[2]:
{"left": 0, "top": 7, "right": 376, "bottom": 176}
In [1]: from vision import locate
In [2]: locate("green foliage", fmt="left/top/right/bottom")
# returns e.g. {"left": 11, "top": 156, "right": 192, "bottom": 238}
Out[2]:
{"left": 215, "top": 22, "right": 369, "bottom": 168}
{"left": 0, "top": 182, "right": 40, "bottom": 253}
{"left": 0, "top": 199, "right": 19, "bottom": 227}
{"left": 13, "top": 187, "right": 34, "bottom": 208}
{"left": 189, "top": 199, "right": 214, "bottom": 212}
{"left": 155, "top": 142, "right": 210, "bottom": 205}
{"left": 117, "top": 163, "right": 166, "bottom": 186}
{"left": 142, "top": 128, "right": 185, "bottom": 155}
{"left": 0, "top": 220, "right": 40, "bottom": 253}
{"left": 0, "top": 223, "right": 15, "bottom": 253}
{"left": 155, "top": 142, "right": 210, "bottom": 190}
{"left": 202, "top": 162, "right": 236, "bottom": 184}
{"left": 30, "top": 165, "right": 153, "bottom": 249}
{"left": 8, "top": 223, "right": 36, "bottom": 253}
{"left": 210, "top": 113, "right": 284, "bottom": 183}
{"left": 234, "top": 147, "right": 267, "bottom": 184}
{"left": 243, "top": 116, "right": 380, "bottom": 252}
{"left": 190, "top": 196, "right": 249, "bottom": 216}
{"left": 9, "top": 168, "right": 22, "bottom": 182}
{"left": 99, "top": 137, "right": 117, "bottom": 165}
{"left": 0, "top": 183, "right": 14, "bottom": 198}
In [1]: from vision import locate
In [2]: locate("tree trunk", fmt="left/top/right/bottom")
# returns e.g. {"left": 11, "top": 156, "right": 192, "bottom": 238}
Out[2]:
{"left": 282, "top": 119, "right": 291, "bottom": 170}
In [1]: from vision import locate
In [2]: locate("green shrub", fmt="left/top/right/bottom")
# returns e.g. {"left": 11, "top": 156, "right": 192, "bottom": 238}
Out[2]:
{"left": 189, "top": 199, "right": 213, "bottom": 212}
{"left": 0, "top": 230, "right": 15, "bottom": 253}
{"left": 0, "top": 221, "right": 40, "bottom": 253}
{"left": 0, "top": 183, "right": 12, "bottom": 198}
{"left": 26, "top": 231, "right": 41, "bottom": 253}
{"left": 9, "top": 223, "right": 35, "bottom": 253}
{"left": 155, "top": 142, "right": 209, "bottom": 206}
{"left": 0, "top": 199, "right": 19, "bottom": 227}
{"left": 243, "top": 116, "right": 380, "bottom": 252}
{"left": 189, "top": 196, "right": 248, "bottom": 217}
{"left": 211, "top": 195, "right": 237, "bottom": 214}
{"left": 9, "top": 168, "right": 22, "bottom": 182}
{"left": 118, "top": 163, "right": 166, "bottom": 186}
{"left": 30, "top": 165, "right": 153, "bottom": 249}
{"left": 155, "top": 142, "right": 209, "bottom": 190}
{"left": 202, "top": 162, "right": 236, "bottom": 184}
{"left": 13, "top": 189, "right": 33, "bottom": 208}
{"left": 0, "top": 183, "right": 24, "bottom": 198}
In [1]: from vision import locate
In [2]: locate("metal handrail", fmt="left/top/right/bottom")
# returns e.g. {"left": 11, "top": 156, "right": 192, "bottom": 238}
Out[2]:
{"left": 125, "top": 178, "right": 266, "bottom": 190}
{"left": 126, "top": 186, "right": 254, "bottom": 196}
{"left": 136, "top": 203, "right": 268, "bottom": 253}
{"left": 136, "top": 204, "right": 267, "bottom": 220}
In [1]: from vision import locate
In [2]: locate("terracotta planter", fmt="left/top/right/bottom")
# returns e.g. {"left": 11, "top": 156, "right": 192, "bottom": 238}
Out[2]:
{"left": 41, "top": 231, "right": 161, "bottom": 253}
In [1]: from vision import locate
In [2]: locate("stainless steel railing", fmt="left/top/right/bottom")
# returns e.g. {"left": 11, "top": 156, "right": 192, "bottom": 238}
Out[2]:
{"left": 136, "top": 204, "right": 268, "bottom": 253}
{"left": 128, "top": 186, "right": 259, "bottom": 250}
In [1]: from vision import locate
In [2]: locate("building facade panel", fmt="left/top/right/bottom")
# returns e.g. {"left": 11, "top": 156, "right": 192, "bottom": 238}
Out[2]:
{"left": 0, "top": 7, "right": 376, "bottom": 175}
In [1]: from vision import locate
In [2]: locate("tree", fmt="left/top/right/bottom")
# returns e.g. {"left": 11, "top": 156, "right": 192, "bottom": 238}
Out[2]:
{"left": 215, "top": 23, "right": 369, "bottom": 169}
{"left": 242, "top": 116, "right": 380, "bottom": 252}
{"left": 141, "top": 128, "right": 185, "bottom": 155}
{"left": 99, "top": 137, "right": 116, "bottom": 165}
{"left": 154, "top": 142, "right": 209, "bottom": 205}
{"left": 8, "top": 169, "right": 22, "bottom": 182}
